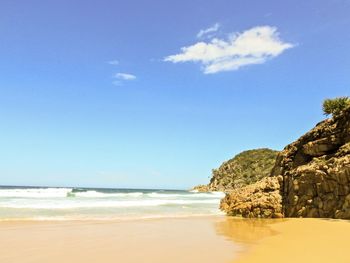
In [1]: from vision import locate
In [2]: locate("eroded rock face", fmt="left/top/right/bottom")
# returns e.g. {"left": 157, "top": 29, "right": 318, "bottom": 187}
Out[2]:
{"left": 220, "top": 107, "right": 350, "bottom": 219}
{"left": 220, "top": 176, "right": 283, "bottom": 218}
{"left": 272, "top": 107, "right": 350, "bottom": 219}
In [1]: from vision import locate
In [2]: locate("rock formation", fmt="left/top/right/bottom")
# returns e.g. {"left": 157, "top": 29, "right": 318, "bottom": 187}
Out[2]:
{"left": 220, "top": 176, "right": 283, "bottom": 218}
{"left": 221, "top": 106, "right": 350, "bottom": 219}
{"left": 272, "top": 107, "right": 350, "bottom": 219}
{"left": 191, "top": 184, "right": 210, "bottom": 192}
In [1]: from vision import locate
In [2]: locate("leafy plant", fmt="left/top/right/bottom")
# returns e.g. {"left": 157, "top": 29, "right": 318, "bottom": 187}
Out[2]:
{"left": 322, "top": 97, "right": 350, "bottom": 116}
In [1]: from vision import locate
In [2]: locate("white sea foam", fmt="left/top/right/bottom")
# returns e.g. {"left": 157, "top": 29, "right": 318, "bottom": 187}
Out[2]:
{"left": 0, "top": 188, "right": 224, "bottom": 199}
{"left": 210, "top": 192, "right": 226, "bottom": 197}
{"left": 73, "top": 191, "right": 144, "bottom": 198}
{"left": 0, "top": 199, "right": 220, "bottom": 209}
{"left": 0, "top": 188, "right": 72, "bottom": 198}
{"left": 0, "top": 187, "right": 224, "bottom": 220}
{"left": 146, "top": 192, "right": 224, "bottom": 198}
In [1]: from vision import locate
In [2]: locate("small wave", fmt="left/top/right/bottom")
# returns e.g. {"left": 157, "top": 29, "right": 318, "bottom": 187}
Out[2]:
{"left": 189, "top": 192, "right": 225, "bottom": 198}
{"left": 146, "top": 193, "right": 185, "bottom": 198}
{"left": 0, "top": 188, "right": 146, "bottom": 199}
{"left": 73, "top": 191, "right": 144, "bottom": 198}
{"left": 209, "top": 192, "right": 226, "bottom": 197}
{"left": 0, "top": 199, "right": 220, "bottom": 209}
{"left": 147, "top": 192, "right": 224, "bottom": 198}
{"left": 0, "top": 188, "right": 73, "bottom": 198}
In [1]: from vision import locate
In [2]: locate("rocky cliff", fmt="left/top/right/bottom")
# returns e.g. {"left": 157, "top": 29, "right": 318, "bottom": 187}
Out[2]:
{"left": 193, "top": 149, "right": 278, "bottom": 192}
{"left": 221, "top": 107, "right": 350, "bottom": 219}
{"left": 272, "top": 107, "right": 350, "bottom": 219}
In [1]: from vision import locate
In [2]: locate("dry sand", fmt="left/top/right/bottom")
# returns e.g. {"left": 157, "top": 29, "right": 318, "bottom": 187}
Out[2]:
{"left": 0, "top": 216, "right": 349, "bottom": 263}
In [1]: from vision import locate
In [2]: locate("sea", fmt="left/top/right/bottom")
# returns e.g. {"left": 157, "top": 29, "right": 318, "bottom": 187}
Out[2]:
{"left": 0, "top": 186, "right": 225, "bottom": 221}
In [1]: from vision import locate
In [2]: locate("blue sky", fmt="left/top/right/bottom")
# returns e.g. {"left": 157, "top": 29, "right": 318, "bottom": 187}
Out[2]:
{"left": 0, "top": 0, "right": 349, "bottom": 189}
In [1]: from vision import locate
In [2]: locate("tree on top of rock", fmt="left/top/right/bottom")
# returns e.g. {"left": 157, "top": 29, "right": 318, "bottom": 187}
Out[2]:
{"left": 322, "top": 97, "right": 350, "bottom": 116}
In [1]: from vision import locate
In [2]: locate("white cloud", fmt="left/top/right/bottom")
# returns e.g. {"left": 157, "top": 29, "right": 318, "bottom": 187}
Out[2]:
{"left": 108, "top": 60, "right": 119, "bottom": 65}
{"left": 114, "top": 72, "right": 136, "bottom": 80}
{"left": 197, "top": 23, "right": 220, "bottom": 38}
{"left": 165, "top": 26, "right": 294, "bottom": 74}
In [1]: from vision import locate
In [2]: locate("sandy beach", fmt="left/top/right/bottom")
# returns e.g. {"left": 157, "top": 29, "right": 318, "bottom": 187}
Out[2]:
{"left": 235, "top": 218, "right": 350, "bottom": 263}
{"left": 0, "top": 217, "right": 238, "bottom": 263}
{"left": 0, "top": 217, "right": 350, "bottom": 263}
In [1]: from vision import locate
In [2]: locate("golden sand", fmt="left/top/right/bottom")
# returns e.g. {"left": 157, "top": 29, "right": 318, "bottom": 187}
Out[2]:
{"left": 0, "top": 217, "right": 238, "bottom": 263}
{"left": 234, "top": 218, "right": 350, "bottom": 263}
{"left": 0, "top": 217, "right": 349, "bottom": 263}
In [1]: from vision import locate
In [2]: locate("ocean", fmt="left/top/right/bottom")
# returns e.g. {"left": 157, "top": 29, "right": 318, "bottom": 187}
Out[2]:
{"left": 0, "top": 186, "right": 225, "bottom": 221}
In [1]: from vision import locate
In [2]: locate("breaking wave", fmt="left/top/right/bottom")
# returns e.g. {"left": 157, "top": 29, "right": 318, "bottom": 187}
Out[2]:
{"left": 0, "top": 187, "right": 225, "bottom": 220}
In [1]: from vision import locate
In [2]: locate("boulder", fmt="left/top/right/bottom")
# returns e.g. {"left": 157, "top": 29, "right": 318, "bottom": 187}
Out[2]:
{"left": 220, "top": 176, "right": 283, "bottom": 218}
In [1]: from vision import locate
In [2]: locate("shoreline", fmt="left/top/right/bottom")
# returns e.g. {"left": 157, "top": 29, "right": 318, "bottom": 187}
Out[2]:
{"left": 0, "top": 216, "right": 239, "bottom": 263}
{"left": 0, "top": 214, "right": 274, "bottom": 227}
{"left": 1, "top": 216, "right": 349, "bottom": 263}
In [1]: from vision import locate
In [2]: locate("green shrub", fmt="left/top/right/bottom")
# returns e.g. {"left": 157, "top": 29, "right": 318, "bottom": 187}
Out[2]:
{"left": 209, "top": 148, "right": 278, "bottom": 190}
{"left": 322, "top": 97, "right": 350, "bottom": 116}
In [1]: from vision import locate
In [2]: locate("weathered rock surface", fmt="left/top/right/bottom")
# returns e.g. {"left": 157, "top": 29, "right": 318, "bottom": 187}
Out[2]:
{"left": 220, "top": 176, "right": 283, "bottom": 218}
{"left": 191, "top": 184, "right": 210, "bottom": 192}
{"left": 220, "top": 107, "right": 350, "bottom": 219}
{"left": 271, "top": 107, "right": 350, "bottom": 219}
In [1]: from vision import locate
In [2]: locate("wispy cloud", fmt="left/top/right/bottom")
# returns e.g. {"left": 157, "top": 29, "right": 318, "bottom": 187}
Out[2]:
{"left": 112, "top": 72, "right": 136, "bottom": 85}
{"left": 108, "top": 60, "right": 119, "bottom": 65}
{"left": 197, "top": 23, "right": 220, "bottom": 38}
{"left": 107, "top": 60, "right": 136, "bottom": 85}
{"left": 165, "top": 26, "right": 294, "bottom": 74}
{"left": 115, "top": 72, "right": 136, "bottom": 80}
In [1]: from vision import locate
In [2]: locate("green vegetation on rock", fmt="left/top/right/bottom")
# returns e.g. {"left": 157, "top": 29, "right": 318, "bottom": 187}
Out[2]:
{"left": 322, "top": 96, "right": 350, "bottom": 116}
{"left": 208, "top": 148, "right": 279, "bottom": 191}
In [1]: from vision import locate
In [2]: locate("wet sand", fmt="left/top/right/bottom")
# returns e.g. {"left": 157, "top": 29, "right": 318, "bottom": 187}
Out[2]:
{"left": 0, "top": 217, "right": 349, "bottom": 263}
{"left": 0, "top": 216, "right": 239, "bottom": 263}
{"left": 234, "top": 218, "right": 350, "bottom": 263}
